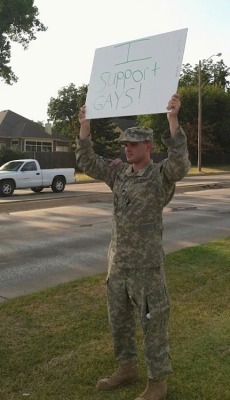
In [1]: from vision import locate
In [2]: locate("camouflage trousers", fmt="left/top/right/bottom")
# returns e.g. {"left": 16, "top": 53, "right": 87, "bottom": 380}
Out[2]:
{"left": 106, "top": 266, "right": 173, "bottom": 380}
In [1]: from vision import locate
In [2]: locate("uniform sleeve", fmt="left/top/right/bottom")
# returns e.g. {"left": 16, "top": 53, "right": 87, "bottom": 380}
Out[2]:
{"left": 75, "top": 135, "right": 119, "bottom": 189}
{"left": 160, "top": 127, "right": 191, "bottom": 183}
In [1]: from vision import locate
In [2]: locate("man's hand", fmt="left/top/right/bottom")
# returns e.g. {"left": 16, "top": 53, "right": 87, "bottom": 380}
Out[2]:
{"left": 167, "top": 93, "right": 181, "bottom": 116}
{"left": 78, "top": 105, "right": 91, "bottom": 139}
{"left": 166, "top": 93, "right": 181, "bottom": 135}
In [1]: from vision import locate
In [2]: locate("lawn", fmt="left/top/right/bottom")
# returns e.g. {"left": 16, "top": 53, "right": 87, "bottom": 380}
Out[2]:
{"left": 0, "top": 238, "right": 229, "bottom": 400}
{"left": 187, "top": 165, "right": 230, "bottom": 175}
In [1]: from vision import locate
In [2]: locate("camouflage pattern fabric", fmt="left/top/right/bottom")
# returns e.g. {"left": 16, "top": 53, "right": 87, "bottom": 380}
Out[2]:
{"left": 75, "top": 126, "right": 191, "bottom": 379}
{"left": 107, "top": 266, "right": 172, "bottom": 380}
{"left": 119, "top": 126, "right": 154, "bottom": 143}
{"left": 76, "top": 127, "right": 191, "bottom": 272}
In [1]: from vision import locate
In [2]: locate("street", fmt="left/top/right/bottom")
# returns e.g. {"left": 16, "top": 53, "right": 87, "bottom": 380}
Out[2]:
{"left": 0, "top": 180, "right": 229, "bottom": 302}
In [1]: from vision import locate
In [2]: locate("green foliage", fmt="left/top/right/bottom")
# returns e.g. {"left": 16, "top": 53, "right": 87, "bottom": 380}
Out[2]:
{"left": 179, "top": 59, "right": 230, "bottom": 90}
{"left": 47, "top": 83, "right": 121, "bottom": 158}
{"left": 0, "top": 0, "right": 47, "bottom": 84}
{"left": 0, "top": 146, "right": 24, "bottom": 165}
{"left": 48, "top": 83, "right": 84, "bottom": 140}
{"left": 179, "top": 63, "right": 197, "bottom": 86}
{"left": 211, "top": 59, "right": 230, "bottom": 88}
{"left": 137, "top": 59, "right": 230, "bottom": 157}
{"left": 201, "top": 85, "right": 230, "bottom": 152}
{"left": 178, "top": 85, "right": 230, "bottom": 157}
{"left": 90, "top": 118, "right": 120, "bottom": 158}
{"left": 178, "top": 59, "right": 230, "bottom": 156}
{"left": 137, "top": 113, "right": 168, "bottom": 152}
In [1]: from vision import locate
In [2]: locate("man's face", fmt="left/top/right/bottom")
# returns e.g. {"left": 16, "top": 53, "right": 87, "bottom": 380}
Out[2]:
{"left": 123, "top": 141, "right": 152, "bottom": 164}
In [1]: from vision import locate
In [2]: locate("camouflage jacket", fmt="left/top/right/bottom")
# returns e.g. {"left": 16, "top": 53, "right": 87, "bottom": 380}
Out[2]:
{"left": 75, "top": 128, "right": 191, "bottom": 270}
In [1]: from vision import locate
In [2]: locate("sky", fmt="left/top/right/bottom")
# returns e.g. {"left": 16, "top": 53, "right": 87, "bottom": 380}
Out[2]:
{"left": 0, "top": 0, "right": 229, "bottom": 123}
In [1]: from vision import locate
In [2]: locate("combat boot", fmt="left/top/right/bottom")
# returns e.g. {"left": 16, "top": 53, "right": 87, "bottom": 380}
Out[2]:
{"left": 135, "top": 379, "right": 167, "bottom": 400}
{"left": 96, "top": 362, "right": 138, "bottom": 390}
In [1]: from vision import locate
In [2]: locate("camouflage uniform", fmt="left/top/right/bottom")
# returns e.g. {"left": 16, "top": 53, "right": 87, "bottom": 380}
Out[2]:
{"left": 76, "top": 126, "right": 191, "bottom": 380}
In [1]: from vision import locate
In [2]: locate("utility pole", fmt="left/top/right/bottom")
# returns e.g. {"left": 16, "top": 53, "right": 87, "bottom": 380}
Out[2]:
{"left": 198, "top": 60, "right": 202, "bottom": 172}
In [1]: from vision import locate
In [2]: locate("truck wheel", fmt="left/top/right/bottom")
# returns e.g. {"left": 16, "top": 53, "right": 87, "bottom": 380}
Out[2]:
{"left": 31, "top": 187, "right": 43, "bottom": 193}
{"left": 51, "top": 177, "right": 65, "bottom": 193}
{"left": 0, "top": 180, "right": 15, "bottom": 197}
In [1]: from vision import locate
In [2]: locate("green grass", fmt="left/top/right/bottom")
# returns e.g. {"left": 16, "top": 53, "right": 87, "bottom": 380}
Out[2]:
{"left": 76, "top": 172, "right": 96, "bottom": 182}
{"left": 187, "top": 165, "right": 230, "bottom": 175}
{"left": 0, "top": 238, "right": 230, "bottom": 400}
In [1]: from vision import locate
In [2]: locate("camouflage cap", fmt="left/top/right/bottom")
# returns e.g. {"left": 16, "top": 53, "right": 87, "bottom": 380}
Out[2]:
{"left": 119, "top": 126, "right": 153, "bottom": 143}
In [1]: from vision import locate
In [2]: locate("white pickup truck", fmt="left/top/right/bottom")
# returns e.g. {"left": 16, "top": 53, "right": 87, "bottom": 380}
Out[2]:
{"left": 0, "top": 159, "right": 76, "bottom": 197}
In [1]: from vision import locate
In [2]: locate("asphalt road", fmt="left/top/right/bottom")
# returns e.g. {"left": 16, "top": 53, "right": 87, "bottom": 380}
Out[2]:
{"left": 0, "top": 178, "right": 230, "bottom": 302}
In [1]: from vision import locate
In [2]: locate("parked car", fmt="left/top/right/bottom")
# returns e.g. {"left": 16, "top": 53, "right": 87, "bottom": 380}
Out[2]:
{"left": 0, "top": 159, "right": 76, "bottom": 197}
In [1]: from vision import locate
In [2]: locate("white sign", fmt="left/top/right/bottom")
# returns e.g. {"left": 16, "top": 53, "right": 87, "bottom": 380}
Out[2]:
{"left": 85, "top": 28, "right": 188, "bottom": 119}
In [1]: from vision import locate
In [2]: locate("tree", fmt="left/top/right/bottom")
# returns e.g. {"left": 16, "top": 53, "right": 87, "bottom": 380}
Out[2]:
{"left": 179, "top": 59, "right": 230, "bottom": 90}
{"left": 138, "top": 59, "right": 230, "bottom": 159}
{"left": 198, "top": 85, "right": 230, "bottom": 153}
{"left": 0, "top": 0, "right": 47, "bottom": 84}
{"left": 48, "top": 83, "right": 83, "bottom": 140}
{"left": 178, "top": 85, "right": 230, "bottom": 159}
{"left": 47, "top": 83, "right": 121, "bottom": 158}
{"left": 0, "top": 147, "right": 24, "bottom": 165}
{"left": 179, "top": 63, "right": 197, "bottom": 87}
{"left": 211, "top": 60, "right": 230, "bottom": 88}
{"left": 178, "top": 60, "right": 230, "bottom": 157}
{"left": 137, "top": 113, "right": 168, "bottom": 152}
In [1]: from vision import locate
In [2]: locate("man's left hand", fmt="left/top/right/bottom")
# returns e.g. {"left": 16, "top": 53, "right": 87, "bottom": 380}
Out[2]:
{"left": 167, "top": 93, "right": 181, "bottom": 118}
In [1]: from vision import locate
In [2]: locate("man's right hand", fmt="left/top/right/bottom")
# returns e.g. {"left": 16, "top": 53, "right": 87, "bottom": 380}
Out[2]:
{"left": 78, "top": 105, "right": 91, "bottom": 139}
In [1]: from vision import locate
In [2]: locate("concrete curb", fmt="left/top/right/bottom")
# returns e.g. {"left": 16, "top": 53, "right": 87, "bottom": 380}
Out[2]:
{"left": 176, "top": 181, "right": 230, "bottom": 193}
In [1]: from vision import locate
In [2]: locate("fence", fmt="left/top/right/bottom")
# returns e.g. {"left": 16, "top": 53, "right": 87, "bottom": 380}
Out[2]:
{"left": 23, "top": 151, "right": 77, "bottom": 169}
{"left": 2, "top": 150, "right": 229, "bottom": 169}
{"left": 189, "top": 152, "right": 230, "bottom": 166}
{"left": 120, "top": 150, "right": 230, "bottom": 166}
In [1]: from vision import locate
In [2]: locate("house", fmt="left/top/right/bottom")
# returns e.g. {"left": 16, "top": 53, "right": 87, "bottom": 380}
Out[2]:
{"left": 0, "top": 110, "right": 71, "bottom": 152}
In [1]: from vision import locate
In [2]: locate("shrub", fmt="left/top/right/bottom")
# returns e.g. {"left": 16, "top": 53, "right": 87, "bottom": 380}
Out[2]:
{"left": 0, "top": 147, "right": 24, "bottom": 166}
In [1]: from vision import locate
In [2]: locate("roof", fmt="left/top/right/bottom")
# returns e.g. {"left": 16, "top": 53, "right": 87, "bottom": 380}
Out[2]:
{"left": 0, "top": 110, "right": 70, "bottom": 142}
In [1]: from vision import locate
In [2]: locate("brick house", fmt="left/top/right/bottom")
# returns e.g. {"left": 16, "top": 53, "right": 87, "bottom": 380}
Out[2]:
{"left": 0, "top": 110, "right": 71, "bottom": 152}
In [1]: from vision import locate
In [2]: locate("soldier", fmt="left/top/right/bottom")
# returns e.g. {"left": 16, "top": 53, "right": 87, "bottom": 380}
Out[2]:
{"left": 76, "top": 94, "right": 191, "bottom": 400}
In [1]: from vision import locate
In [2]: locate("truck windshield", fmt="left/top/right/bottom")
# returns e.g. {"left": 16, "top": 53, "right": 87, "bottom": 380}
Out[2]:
{"left": 0, "top": 161, "right": 24, "bottom": 171}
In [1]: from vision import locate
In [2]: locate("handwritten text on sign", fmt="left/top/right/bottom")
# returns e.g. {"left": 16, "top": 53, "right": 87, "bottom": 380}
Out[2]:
{"left": 86, "top": 28, "right": 188, "bottom": 119}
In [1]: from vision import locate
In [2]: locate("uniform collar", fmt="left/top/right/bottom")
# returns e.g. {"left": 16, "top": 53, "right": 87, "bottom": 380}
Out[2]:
{"left": 125, "top": 160, "right": 153, "bottom": 176}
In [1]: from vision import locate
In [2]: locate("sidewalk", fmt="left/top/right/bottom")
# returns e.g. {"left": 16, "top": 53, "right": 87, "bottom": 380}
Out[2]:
{"left": 175, "top": 173, "right": 230, "bottom": 192}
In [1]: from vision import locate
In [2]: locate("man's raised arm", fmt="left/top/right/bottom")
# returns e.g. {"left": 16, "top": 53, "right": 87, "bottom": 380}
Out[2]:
{"left": 79, "top": 105, "right": 91, "bottom": 139}
{"left": 160, "top": 93, "right": 191, "bottom": 182}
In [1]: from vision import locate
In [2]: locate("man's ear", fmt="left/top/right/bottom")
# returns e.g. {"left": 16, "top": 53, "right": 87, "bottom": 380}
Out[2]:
{"left": 147, "top": 142, "right": 153, "bottom": 151}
